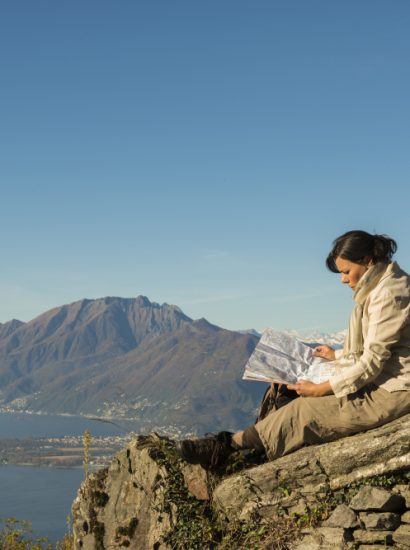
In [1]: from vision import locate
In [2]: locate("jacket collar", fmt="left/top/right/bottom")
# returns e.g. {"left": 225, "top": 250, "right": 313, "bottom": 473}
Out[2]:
{"left": 353, "top": 262, "right": 391, "bottom": 306}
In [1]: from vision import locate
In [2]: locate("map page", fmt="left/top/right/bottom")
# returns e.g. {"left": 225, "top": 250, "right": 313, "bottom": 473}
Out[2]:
{"left": 243, "top": 328, "right": 337, "bottom": 384}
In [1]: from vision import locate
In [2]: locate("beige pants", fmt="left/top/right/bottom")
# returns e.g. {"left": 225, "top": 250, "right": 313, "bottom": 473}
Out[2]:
{"left": 255, "top": 384, "right": 410, "bottom": 460}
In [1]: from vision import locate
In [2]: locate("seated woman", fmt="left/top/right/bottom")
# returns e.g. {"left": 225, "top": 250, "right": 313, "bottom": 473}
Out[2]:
{"left": 177, "top": 230, "right": 410, "bottom": 468}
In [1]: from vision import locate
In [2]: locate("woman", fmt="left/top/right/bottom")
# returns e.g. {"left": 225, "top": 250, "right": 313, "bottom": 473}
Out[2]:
{"left": 177, "top": 230, "right": 410, "bottom": 468}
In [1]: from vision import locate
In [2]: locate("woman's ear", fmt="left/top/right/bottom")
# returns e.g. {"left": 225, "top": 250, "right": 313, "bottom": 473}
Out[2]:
{"left": 360, "top": 256, "right": 373, "bottom": 268}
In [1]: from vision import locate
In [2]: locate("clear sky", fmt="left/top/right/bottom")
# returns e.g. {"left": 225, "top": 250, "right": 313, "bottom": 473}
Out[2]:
{"left": 1, "top": 1, "right": 410, "bottom": 332}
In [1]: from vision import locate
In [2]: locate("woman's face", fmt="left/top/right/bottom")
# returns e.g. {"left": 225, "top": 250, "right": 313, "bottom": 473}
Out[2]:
{"left": 335, "top": 257, "right": 371, "bottom": 290}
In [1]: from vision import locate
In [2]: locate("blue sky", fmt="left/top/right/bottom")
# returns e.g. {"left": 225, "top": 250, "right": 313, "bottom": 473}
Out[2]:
{"left": 1, "top": 1, "right": 410, "bottom": 332}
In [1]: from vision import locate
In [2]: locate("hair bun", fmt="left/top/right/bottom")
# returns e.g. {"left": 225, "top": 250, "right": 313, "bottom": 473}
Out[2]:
{"left": 372, "top": 234, "right": 397, "bottom": 262}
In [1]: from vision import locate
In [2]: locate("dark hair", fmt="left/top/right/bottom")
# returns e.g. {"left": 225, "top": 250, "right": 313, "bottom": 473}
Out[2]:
{"left": 326, "top": 230, "right": 397, "bottom": 273}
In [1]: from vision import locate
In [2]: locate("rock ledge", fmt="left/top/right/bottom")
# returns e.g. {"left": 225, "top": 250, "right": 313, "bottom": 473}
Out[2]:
{"left": 72, "top": 413, "right": 410, "bottom": 549}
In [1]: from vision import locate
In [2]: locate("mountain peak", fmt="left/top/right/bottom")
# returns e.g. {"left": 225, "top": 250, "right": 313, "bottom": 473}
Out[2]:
{"left": 0, "top": 318, "right": 25, "bottom": 340}
{"left": 135, "top": 295, "right": 152, "bottom": 307}
{"left": 0, "top": 295, "right": 195, "bottom": 365}
{"left": 0, "top": 296, "right": 264, "bottom": 433}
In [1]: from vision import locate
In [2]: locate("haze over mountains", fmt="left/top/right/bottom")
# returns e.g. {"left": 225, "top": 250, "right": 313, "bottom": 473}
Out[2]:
{"left": 0, "top": 296, "right": 346, "bottom": 435}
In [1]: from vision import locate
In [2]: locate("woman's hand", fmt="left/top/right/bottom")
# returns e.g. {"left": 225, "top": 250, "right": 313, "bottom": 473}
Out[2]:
{"left": 287, "top": 380, "right": 333, "bottom": 397}
{"left": 313, "top": 345, "right": 336, "bottom": 361}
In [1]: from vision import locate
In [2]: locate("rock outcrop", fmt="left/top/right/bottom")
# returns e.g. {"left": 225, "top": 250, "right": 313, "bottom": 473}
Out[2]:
{"left": 72, "top": 434, "right": 215, "bottom": 550}
{"left": 72, "top": 413, "right": 410, "bottom": 549}
{"left": 213, "top": 410, "right": 410, "bottom": 522}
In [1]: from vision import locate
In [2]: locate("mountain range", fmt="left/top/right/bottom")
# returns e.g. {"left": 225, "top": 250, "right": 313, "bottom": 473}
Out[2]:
{"left": 0, "top": 297, "right": 265, "bottom": 434}
{"left": 0, "top": 296, "right": 346, "bottom": 436}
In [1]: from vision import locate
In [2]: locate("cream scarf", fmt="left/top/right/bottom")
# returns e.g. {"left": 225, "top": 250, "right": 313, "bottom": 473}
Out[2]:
{"left": 342, "top": 262, "right": 389, "bottom": 360}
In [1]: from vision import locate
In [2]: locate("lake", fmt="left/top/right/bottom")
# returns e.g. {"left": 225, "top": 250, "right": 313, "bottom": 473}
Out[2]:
{"left": 0, "top": 464, "right": 83, "bottom": 543}
{"left": 0, "top": 412, "right": 136, "bottom": 543}
{"left": 0, "top": 410, "right": 136, "bottom": 438}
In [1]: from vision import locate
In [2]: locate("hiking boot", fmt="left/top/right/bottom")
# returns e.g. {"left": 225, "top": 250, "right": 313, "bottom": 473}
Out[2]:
{"left": 176, "top": 431, "right": 235, "bottom": 469}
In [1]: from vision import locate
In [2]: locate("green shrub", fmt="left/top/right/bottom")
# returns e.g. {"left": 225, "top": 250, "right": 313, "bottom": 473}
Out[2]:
{"left": 0, "top": 518, "right": 73, "bottom": 550}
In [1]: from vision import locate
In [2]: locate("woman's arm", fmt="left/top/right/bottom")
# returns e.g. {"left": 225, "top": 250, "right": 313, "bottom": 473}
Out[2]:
{"left": 329, "top": 288, "right": 408, "bottom": 398}
{"left": 287, "top": 380, "right": 333, "bottom": 397}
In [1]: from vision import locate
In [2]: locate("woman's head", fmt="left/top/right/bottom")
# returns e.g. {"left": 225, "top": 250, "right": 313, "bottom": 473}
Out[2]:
{"left": 326, "top": 230, "right": 397, "bottom": 287}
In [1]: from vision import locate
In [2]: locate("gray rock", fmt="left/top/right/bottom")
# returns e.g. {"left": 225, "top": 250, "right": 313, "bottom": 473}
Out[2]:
{"left": 356, "top": 546, "right": 392, "bottom": 550}
{"left": 290, "top": 527, "right": 352, "bottom": 549}
{"left": 393, "top": 483, "right": 409, "bottom": 493}
{"left": 393, "top": 523, "right": 410, "bottom": 547}
{"left": 181, "top": 463, "right": 210, "bottom": 500}
{"left": 290, "top": 540, "right": 316, "bottom": 550}
{"left": 401, "top": 510, "right": 410, "bottom": 523}
{"left": 213, "top": 414, "right": 410, "bottom": 521}
{"left": 359, "top": 511, "right": 401, "bottom": 530}
{"left": 402, "top": 489, "right": 410, "bottom": 508}
{"left": 350, "top": 486, "right": 405, "bottom": 512}
{"left": 353, "top": 529, "right": 393, "bottom": 544}
{"left": 316, "top": 526, "right": 353, "bottom": 544}
{"left": 287, "top": 499, "right": 308, "bottom": 516}
{"left": 323, "top": 504, "right": 360, "bottom": 528}
{"left": 290, "top": 536, "right": 323, "bottom": 550}
{"left": 393, "top": 485, "right": 410, "bottom": 508}
{"left": 289, "top": 529, "right": 323, "bottom": 549}
{"left": 72, "top": 433, "right": 210, "bottom": 550}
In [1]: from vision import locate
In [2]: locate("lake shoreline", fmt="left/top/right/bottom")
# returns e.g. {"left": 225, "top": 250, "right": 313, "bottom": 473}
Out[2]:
{"left": 0, "top": 433, "right": 130, "bottom": 468}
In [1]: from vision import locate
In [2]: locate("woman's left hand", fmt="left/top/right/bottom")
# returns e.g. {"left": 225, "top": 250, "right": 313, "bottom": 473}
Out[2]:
{"left": 287, "top": 380, "right": 332, "bottom": 397}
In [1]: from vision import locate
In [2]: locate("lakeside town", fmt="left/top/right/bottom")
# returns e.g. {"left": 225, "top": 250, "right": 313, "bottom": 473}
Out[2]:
{"left": 0, "top": 410, "right": 188, "bottom": 469}
{"left": 0, "top": 434, "right": 133, "bottom": 469}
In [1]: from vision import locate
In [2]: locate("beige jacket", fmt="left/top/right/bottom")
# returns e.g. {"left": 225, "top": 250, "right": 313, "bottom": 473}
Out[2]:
{"left": 329, "top": 262, "right": 410, "bottom": 398}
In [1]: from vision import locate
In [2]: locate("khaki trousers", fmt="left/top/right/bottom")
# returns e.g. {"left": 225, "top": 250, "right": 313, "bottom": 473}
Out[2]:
{"left": 255, "top": 385, "right": 410, "bottom": 461}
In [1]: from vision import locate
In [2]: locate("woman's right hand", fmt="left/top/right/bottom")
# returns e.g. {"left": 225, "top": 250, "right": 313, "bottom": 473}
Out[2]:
{"left": 313, "top": 345, "right": 336, "bottom": 361}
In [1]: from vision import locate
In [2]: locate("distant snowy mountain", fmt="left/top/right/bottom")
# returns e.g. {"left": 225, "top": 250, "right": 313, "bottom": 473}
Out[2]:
{"left": 283, "top": 329, "right": 347, "bottom": 348}
{"left": 238, "top": 329, "right": 262, "bottom": 338}
{"left": 240, "top": 328, "right": 346, "bottom": 348}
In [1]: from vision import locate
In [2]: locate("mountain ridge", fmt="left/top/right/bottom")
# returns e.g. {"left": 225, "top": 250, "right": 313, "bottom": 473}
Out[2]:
{"left": 0, "top": 296, "right": 346, "bottom": 435}
{"left": 0, "top": 296, "right": 263, "bottom": 434}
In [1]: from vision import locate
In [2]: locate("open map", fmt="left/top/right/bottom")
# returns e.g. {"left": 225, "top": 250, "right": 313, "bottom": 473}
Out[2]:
{"left": 243, "top": 328, "right": 337, "bottom": 384}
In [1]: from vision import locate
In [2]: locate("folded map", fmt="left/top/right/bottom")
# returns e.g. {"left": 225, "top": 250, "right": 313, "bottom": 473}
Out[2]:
{"left": 243, "top": 328, "right": 337, "bottom": 385}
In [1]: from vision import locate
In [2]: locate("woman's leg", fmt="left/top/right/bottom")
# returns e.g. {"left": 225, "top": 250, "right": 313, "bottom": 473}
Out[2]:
{"left": 256, "top": 383, "right": 298, "bottom": 422}
{"left": 177, "top": 386, "right": 410, "bottom": 468}
{"left": 253, "top": 385, "right": 410, "bottom": 461}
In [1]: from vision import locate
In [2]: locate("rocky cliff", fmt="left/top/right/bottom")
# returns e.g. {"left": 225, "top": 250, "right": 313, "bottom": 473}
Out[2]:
{"left": 72, "top": 412, "right": 410, "bottom": 549}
